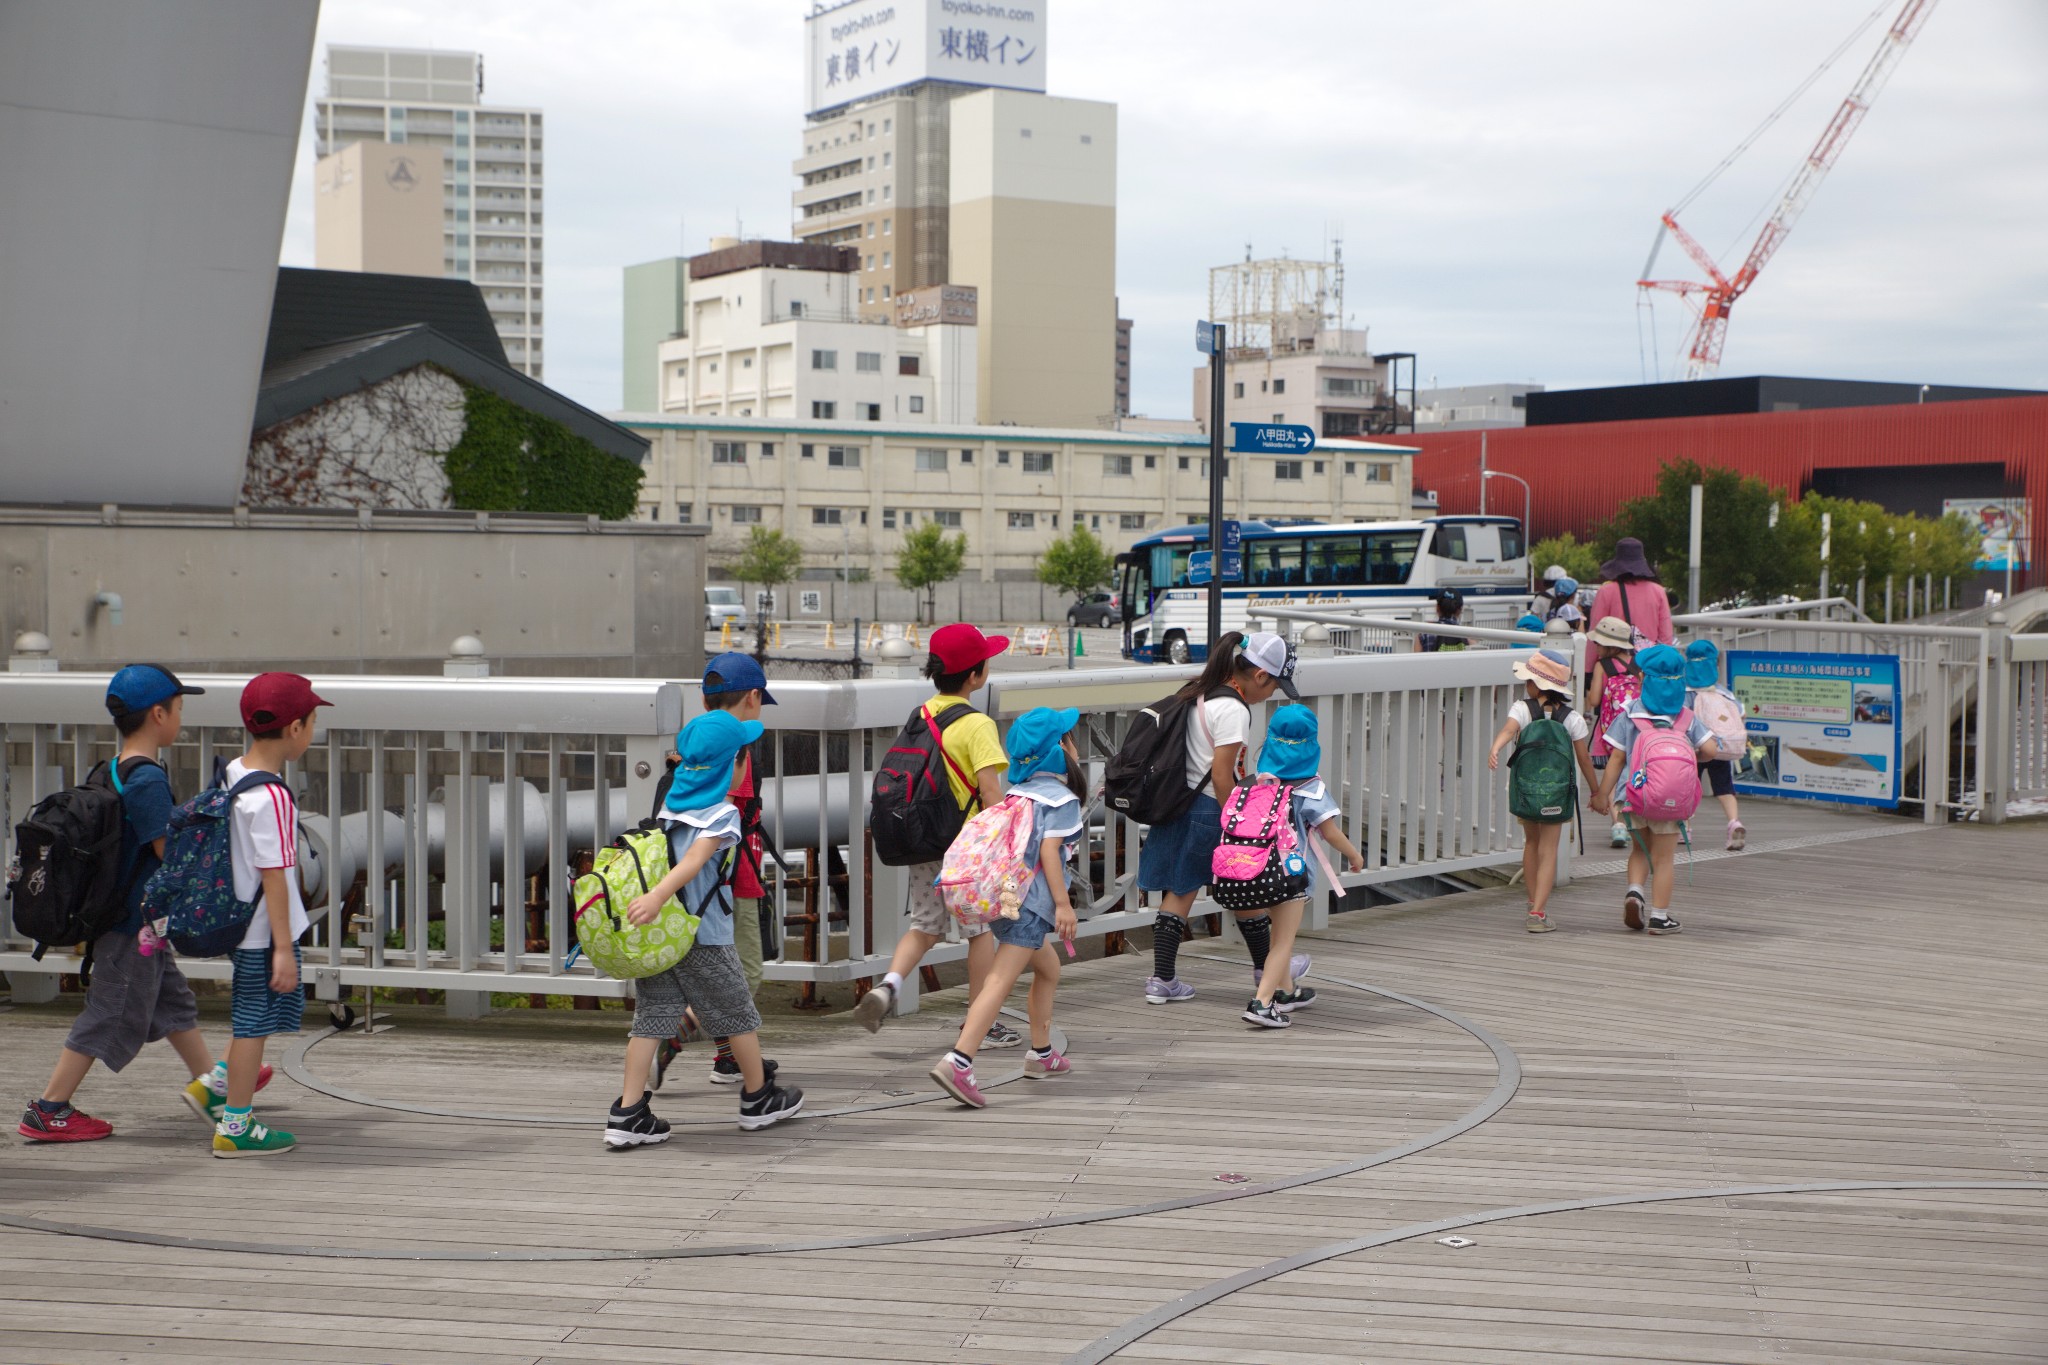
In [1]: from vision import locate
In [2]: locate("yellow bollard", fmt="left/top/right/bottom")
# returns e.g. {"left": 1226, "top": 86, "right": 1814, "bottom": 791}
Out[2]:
{"left": 719, "top": 621, "right": 732, "bottom": 648}
{"left": 905, "top": 623, "right": 920, "bottom": 649}
{"left": 865, "top": 621, "right": 883, "bottom": 652}
{"left": 770, "top": 622, "right": 784, "bottom": 648}
{"left": 824, "top": 620, "right": 837, "bottom": 650}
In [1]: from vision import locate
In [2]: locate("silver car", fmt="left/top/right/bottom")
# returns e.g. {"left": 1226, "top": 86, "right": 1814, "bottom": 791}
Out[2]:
{"left": 704, "top": 586, "right": 750, "bottom": 631}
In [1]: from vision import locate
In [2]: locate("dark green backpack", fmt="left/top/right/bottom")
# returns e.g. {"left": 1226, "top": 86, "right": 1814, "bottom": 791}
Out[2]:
{"left": 1508, "top": 703, "right": 1578, "bottom": 824}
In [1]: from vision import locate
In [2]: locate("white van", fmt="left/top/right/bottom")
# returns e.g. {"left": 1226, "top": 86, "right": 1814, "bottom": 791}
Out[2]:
{"left": 704, "top": 586, "right": 750, "bottom": 631}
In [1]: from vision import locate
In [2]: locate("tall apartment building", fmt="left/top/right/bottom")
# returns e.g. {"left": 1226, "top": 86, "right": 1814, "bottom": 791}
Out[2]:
{"left": 313, "top": 45, "right": 544, "bottom": 377}
{"left": 622, "top": 257, "right": 689, "bottom": 411}
{"left": 1115, "top": 310, "right": 1133, "bottom": 418}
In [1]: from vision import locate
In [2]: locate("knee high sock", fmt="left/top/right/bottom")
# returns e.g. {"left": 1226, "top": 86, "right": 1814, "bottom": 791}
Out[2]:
{"left": 1238, "top": 915, "right": 1273, "bottom": 975}
{"left": 1152, "top": 912, "right": 1188, "bottom": 982}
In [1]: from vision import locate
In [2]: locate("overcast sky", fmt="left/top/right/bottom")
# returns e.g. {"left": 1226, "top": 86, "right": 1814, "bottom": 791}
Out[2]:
{"left": 280, "top": 0, "right": 2048, "bottom": 419}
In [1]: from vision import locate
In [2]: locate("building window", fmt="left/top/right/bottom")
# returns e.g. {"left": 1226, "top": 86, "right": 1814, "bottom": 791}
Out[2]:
{"left": 731, "top": 505, "right": 762, "bottom": 524}
{"left": 712, "top": 441, "right": 746, "bottom": 464}
{"left": 742, "top": 355, "right": 754, "bottom": 368}
{"left": 997, "top": 450, "right": 1011, "bottom": 465}
{"left": 882, "top": 251, "right": 891, "bottom": 268}
{"left": 883, "top": 185, "right": 892, "bottom": 200}
{"left": 1275, "top": 460, "right": 1304, "bottom": 481}
{"left": 866, "top": 155, "right": 875, "bottom": 171}
{"left": 812, "top": 401, "right": 836, "bottom": 419}
{"left": 1021, "top": 451, "right": 1054, "bottom": 473}
{"left": 1103, "top": 453, "right": 1133, "bottom": 477}
{"left": 1323, "top": 376, "right": 1370, "bottom": 397}
{"left": 1121, "top": 513, "right": 1147, "bottom": 531}
{"left": 865, "top": 255, "right": 874, "bottom": 271}
{"left": 761, "top": 442, "right": 777, "bottom": 459}
{"left": 1313, "top": 460, "right": 1324, "bottom": 474}
{"left": 862, "top": 403, "right": 881, "bottom": 420}
{"left": 812, "top": 349, "right": 837, "bottom": 370}
{"left": 676, "top": 505, "right": 693, "bottom": 524}
{"left": 1345, "top": 461, "right": 1355, "bottom": 476}
{"left": 1274, "top": 413, "right": 1284, "bottom": 422}
{"left": 1367, "top": 462, "right": 1394, "bottom": 483}
{"left": 812, "top": 507, "right": 844, "bottom": 526}
{"left": 708, "top": 360, "right": 719, "bottom": 373}
{"left": 915, "top": 447, "right": 946, "bottom": 471}
{"left": 908, "top": 395, "right": 924, "bottom": 413}
{"left": 882, "top": 508, "right": 898, "bottom": 530}
{"left": 897, "top": 355, "right": 921, "bottom": 377}
{"left": 867, "top": 222, "right": 876, "bottom": 238}
{"left": 1008, "top": 511, "right": 1036, "bottom": 529}
{"left": 800, "top": 443, "right": 815, "bottom": 459}
{"left": 866, "top": 189, "right": 875, "bottom": 203}
{"left": 933, "top": 509, "right": 962, "bottom": 528}
{"left": 883, "top": 151, "right": 892, "bottom": 167}
{"left": 1145, "top": 455, "right": 1157, "bottom": 469}
{"left": 883, "top": 218, "right": 892, "bottom": 234}
{"left": 827, "top": 445, "right": 860, "bottom": 468}
{"left": 882, "top": 286, "right": 891, "bottom": 299}
{"left": 856, "top": 352, "right": 881, "bottom": 373}
{"left": 1323, "top": 411, "right": 1365, "bottom": 437}
{"left": 1177, "top": 455, "right": 1190, "bottom": 471}
{"left": 1233, "top": 382, "right": 1244, "bottom": 398}
{"left": 960, "top": 448, "right": 974, "bottom": 464}
{"left": 1260, "top": 379, "right": 1268, "bottom": 393}
{"left": 1273, "top": 378, "right": 1286, "bottom": 395}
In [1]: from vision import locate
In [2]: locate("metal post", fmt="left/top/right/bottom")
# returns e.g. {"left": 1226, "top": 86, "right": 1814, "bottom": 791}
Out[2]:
{"left": 1207, "top": 322, "right": 1225, "bottom": 653}
{"left": 1819, "top": 512, "right": 1831, "bottom": 601}
{"left": 1982, "top": 614, "right": 2013, "bottom": 823}
{"left": 1687, "top": 483, "right": 1703, "bottom": 615}
{"left": 1478, "top": 431, "right": 1487, "bottom": 514}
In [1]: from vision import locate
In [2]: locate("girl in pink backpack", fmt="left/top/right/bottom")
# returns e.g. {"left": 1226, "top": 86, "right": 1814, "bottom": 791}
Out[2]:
{"left": 1584, "top": 615, "right": 1642, "bottom": 850}
{"left": 1591, "top": 644, "right": 1724, "bottom": 937}
{"left": 930, "top": 707, "right": 1083, "bottom": 1108}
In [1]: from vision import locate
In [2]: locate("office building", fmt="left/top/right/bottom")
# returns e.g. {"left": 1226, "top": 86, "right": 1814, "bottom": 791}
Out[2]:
{"left": 314, "top": 45, "right": 544, "bottom": 377}
{"left": 1413, "top": 382, "right": 1543, "bottom": 431}
{"left": 1115, "top": 311, "right": 1133, "bottom": 418}
{"left": 622, "top": 257, "right": 690, "bottom": 411}
{"left": 314, "top": 141, "right": 445, "bottom": 278}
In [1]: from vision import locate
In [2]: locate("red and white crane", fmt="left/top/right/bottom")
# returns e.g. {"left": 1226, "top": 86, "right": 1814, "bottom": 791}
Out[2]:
{"left": 1638, "top": 0, "right": 1940, "bottom": 381}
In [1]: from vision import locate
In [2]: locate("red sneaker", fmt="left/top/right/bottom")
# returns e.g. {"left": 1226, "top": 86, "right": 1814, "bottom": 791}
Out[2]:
{"left": 19, "top": 1101, "right": 114, "bottom": 1143}
{"left": 256, "top": 1064, "right": 274, "bottom": 1093}
{"left": 929, "top": 1057, "right": 987, "bottom": 1108}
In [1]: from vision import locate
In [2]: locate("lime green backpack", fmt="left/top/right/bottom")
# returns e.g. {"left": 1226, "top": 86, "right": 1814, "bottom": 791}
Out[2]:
{"left": 571, "top": 822, "right": 729, "bottom": 980}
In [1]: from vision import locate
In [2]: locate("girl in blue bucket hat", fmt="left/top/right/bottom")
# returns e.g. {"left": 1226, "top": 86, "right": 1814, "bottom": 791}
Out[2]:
{"left": 1591, "top": 644, "right": 1724, "bottom": 938}
{"left": 1684, "top": 639, "right": 1747, "bottom": 851}
{"left": 1236, "top": 707, "right": 1363, "bottom": 1030}
{"left": 930, "top": 707, "right": 1081, "bottom": 1108}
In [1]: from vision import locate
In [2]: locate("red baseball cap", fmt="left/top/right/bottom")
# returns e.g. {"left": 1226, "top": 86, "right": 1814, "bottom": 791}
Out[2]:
{"left": 240, "top": 672, "right": 333, "bottom": 730}
{"left": 929, "top": 623, "right": 1009, "bottom": 674}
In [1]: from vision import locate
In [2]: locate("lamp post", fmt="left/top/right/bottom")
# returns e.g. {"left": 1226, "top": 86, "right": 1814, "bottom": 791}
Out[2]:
{"left": 1481, "top": 469, "right": 1533, "bottom": 587}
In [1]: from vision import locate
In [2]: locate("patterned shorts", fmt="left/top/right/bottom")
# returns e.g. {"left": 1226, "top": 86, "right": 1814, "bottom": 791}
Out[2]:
{"left": 230, "top": 944, "right": 305, "bottom": 1039}
{"left": 905, "top": 858, "right": 988, "bottom": 940}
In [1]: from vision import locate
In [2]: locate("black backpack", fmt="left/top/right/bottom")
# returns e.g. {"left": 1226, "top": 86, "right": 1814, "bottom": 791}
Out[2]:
{"left": 1104, "top": 687, "right": 1242, "bottom": 826}
{"left": 871, "top": 701, "right": 980, "bottom": 866}
{"left": 5, "top": 756, "right": 161, "bottom": 983}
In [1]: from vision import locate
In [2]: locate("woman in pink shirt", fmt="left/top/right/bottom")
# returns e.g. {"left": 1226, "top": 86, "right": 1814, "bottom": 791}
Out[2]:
{"left": 1590, "top": 537, "right": 1675, "bottom": 646}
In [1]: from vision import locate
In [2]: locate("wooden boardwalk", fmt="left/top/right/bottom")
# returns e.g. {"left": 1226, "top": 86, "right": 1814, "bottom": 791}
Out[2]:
{"left": 3, "top": 803, "right": 2045, "bottom": 1363}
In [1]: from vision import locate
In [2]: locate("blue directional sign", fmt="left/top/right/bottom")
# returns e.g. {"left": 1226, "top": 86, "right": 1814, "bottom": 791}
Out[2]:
{"left": 1231, "top": 422, "right": 1315, "bottom": 454}
{"left": 1188, "top": 549, "right": 1244, "bottom": 586}
{"left": 1196, "top": 320, "right": 1219, "bottom": 356}
{"left": 1221, "top": 518, "right": 1242, "bottom": 552}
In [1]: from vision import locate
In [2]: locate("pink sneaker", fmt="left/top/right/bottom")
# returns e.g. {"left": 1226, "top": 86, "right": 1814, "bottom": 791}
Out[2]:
{"left": 1024, "top": 1049, "right": 1072, "bottom": 1079}
{"left": 929, "top": 1057, "right": 987, "bottom": 1108}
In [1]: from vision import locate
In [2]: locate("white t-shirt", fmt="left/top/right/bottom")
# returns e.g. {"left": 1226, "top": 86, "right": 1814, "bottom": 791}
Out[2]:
{"left": 1184, "top": 692, "right": 1251, "bottom": 790}
{"left": 225, "top": 758, "right": 308, "bottom": 950}
{"left": 1508, "top": 699, "right": 1591, "bottom": 743}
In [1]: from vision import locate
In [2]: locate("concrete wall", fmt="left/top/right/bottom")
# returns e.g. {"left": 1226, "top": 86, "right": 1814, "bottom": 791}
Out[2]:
{"left": 714, "top": 577, "right": 1080, "bottom": 627}
{"left": 0, "top": 508, "right": 708, "bottom": 680}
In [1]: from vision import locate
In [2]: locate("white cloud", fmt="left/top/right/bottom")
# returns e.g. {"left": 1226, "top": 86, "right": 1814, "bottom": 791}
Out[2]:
{"left": 283, "top": 0, "right": 2048, "bottom": 415}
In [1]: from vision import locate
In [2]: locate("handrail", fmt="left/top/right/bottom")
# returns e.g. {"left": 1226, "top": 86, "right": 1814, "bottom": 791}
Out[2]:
{"left": 1246, "top": 605, "right": 1540, "bottom": 647}
{"left": 1685, "top": 596, "right": 1870, "bottom": 623}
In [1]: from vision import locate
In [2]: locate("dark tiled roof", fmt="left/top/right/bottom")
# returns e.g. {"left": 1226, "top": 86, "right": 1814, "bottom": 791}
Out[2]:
{"left": 264, "top": 267, "right": 509, "bottom": 370}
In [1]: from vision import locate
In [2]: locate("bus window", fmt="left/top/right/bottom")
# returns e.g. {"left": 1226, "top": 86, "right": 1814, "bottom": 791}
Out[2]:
{"left": 1152, "top": 544, "right": 1193, "bottom": 590}
{"left": 1117, "top": 556, "right": 1148, "bottom": 620}
{"left": 1248, "top": 538, "right": 1305, "bottom": 587}
{"left": 1498, "top": 524, "right": 1526, "bottom": 561}
{"left": 1363, "top": 530, "right": 1423, "bottom": 584}
{"left": 1432, "top": 524, "right": 1469, "bottom": 561}
{"left": 1303, "top": 535, "right": 1365, "bottom": 586}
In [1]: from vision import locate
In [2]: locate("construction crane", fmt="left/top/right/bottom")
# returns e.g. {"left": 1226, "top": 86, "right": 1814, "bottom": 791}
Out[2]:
{"left": 1637, "top": 0, "right": 1939, "bottom": 381}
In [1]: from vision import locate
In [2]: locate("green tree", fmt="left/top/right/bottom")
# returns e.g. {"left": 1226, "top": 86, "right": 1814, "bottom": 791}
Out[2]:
{"left": 1528, "top": 532, "right": 1602, "bottom": 586}
{"left": 441, "top": 385, "right": 643, "bottom": 519}
{"left": 728, "top": 526, "right": 804, "bottom": 657}
{"left": 1603, "top": 460, "right": 1797, "bottom": 605}
{"left": 894, "top": 521, "right": 968, "bottom": 624}
{"left": 1038, "top": 523, "right": 1115, "bottom": 600}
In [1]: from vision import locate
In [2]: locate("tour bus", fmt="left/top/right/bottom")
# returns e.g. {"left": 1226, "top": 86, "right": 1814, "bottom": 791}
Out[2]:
{"left": 1117, "top": 515, "right": 1530, "bottom": 663}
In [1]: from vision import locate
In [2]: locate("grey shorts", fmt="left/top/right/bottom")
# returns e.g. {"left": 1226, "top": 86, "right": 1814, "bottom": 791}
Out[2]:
{"left": 65, "top": 928, "right": 200, "bottom": 1072}
{"left": 632, "top": 942, "right": 761, "bottom": 1041}
{"left": 906, "top": 858, "right": 989, "bottom": 940}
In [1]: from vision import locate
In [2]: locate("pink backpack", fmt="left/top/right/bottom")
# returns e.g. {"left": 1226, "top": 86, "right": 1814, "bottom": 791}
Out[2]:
{"left": 1209, "top": 778, "right": 1309, "bottom": 913}
{"left": 1623, "top": 709, "right": 1702, "bottom": 822}
{"left": 1590, "top": 660, "right": 1642, "bottom": 759}
{"left": 935, "top": 795, "right": 1039, "bottom": 926}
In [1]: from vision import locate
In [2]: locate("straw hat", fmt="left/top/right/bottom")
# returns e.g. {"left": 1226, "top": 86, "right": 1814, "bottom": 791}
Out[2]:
{"left": 1590, "top": 616, "right": 1635, "bottom": 650}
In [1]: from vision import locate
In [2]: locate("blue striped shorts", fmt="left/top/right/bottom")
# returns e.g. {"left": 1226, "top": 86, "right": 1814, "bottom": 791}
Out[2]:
{"left": 230, "top": 944, "right": 305, "bottom": 1039}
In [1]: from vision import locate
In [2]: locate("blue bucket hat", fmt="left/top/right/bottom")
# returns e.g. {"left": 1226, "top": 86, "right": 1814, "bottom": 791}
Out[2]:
{"left": 703, "top": 651, "right": 777, "bottom": 704}
{"left": 664, "top": 710, "right": 766, "bottom": 813}
{"left": 1683, "top": 638, "right": 1720, "bottom": 690}
{"left": 1515, "top": 613, "right": 1546, "bottom": 633}
{"left": 1636, "top": 644, "right": 1687, "bottom": 717}
{"left": 1005, "top": 706, "right": 1079, "bottom": 782}
{"left": 1256, "top": 704, "right": 1321, "bottom": 782}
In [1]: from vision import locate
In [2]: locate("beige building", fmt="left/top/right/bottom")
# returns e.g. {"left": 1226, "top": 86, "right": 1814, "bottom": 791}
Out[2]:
{"left": 615, "top": 414, "right": 1414, "bottom": 582}
{"left": 314, "top": 141, "right": 445, "bottom": 278}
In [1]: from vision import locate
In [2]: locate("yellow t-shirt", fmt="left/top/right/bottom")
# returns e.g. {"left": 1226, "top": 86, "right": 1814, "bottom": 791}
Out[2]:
{"left": 923, "top": 695, "right": 1007, "bottom": 811}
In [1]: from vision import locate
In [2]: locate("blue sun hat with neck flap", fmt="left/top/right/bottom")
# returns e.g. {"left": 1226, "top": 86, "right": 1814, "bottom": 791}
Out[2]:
{"left": 1255, "top": 704, "right": 1321, "bottom": 782}
{"left": 1005, "top": 706, "right": 1080, "bottom": 782}
{"left": 664, "top": 710, "right": 765, "bottom": 813}
{"left": 1636, "top": 644, "right": 1688, "bottom": 717}
{"left": 1684, "top": 638, "right": 1720, "bottom": 690}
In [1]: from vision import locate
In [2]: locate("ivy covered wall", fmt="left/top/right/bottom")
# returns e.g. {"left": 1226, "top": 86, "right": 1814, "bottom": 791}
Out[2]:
{"left": 441, "top": 385, "right": 644, "bottom": 519}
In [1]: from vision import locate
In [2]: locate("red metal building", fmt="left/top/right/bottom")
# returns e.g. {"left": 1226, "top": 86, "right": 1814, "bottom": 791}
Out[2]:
{"left": 1411, "top": 396, "right": 2046, "bottom": 589}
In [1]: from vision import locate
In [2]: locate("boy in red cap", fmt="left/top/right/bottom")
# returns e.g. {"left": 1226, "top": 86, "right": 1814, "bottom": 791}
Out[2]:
{"left": 213, "top": 672, "right": 330, "bottom": 1157}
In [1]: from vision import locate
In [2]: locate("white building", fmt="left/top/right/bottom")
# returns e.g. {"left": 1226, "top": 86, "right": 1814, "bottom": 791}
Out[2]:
{"left": 654, "top": 239, "right": 976, "bottom": 425}
{"left": 1414, "top": 382, "right": 1544, "bottom": 430}
{"left": 314, "top": 45, "right": 544, "bottom": 377}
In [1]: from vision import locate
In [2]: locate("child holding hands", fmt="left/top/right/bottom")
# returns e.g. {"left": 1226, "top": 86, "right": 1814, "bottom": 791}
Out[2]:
{"left": 1489, "top": 647, "right": 1598, "bottom": 933}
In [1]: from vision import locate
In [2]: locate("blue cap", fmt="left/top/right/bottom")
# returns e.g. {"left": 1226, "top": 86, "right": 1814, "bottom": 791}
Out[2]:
{"left": 1683, "top": 638, "right": 1720, "bottom": 690}
{"left": 105, "top": 663, "right": 204, "bottom": 718}
{"left": 1005, "top": 706, "right": 1079, "bottom": 782}
{"left": 703, "top": 652, "right": 776, "bottom": 704}
{"left": 1636, "top": 644, "right": 1688, "bottom": 717}
{"left": 1256, "top": 704, "right": 1321, "bottom": 782}
{"left": 664, "top": 710, "right": 766, "bottom": 813}
{"left": 1515, "top": 614, "right": 1546, "bottom": 633}
{"left": 1554, "top": 576, "right": 1579, "bottom": 598}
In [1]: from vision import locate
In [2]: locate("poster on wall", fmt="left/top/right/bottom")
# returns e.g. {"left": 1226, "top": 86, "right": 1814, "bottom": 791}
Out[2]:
{"left": 1942, "top": 497, "right": 2032, "bottom": 571}
{"left": 1726, "top": 651, "right": 1902, "bottom": 809}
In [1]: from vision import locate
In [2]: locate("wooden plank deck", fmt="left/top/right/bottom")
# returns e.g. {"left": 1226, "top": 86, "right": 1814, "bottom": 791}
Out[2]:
{"left": 3, "top": 802, "right": 2044, "bottom": 1363}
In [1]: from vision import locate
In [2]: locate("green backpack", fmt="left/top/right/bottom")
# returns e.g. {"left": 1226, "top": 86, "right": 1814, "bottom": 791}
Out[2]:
{"left": 1508, "top": 703, "right": 1579, "bottom": 825}
{"left": 571, "top": 822, "right": 729, "bottom": 980}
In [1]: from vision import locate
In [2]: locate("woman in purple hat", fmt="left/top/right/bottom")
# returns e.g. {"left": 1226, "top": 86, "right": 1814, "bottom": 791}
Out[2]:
{"left": 1589, "top": 537, "right": 1675, "bottom": 647}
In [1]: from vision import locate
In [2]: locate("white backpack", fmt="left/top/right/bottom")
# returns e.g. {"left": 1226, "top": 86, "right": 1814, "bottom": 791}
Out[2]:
{"left": 1692, "top": 687, "right": 1745, "bottom": 756}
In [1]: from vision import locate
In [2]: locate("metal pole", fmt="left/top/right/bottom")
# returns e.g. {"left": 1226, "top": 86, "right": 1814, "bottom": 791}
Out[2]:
{"left": 1207, "top": 323, "right": 1225, "bottom": 653}
{"left": 1687, "top": 482, "right": 1703, "bottom": 615}
{"left": 1478, "top": 431, "right": 1488, "bottom": 515}
{"left": 1819, "top": 511, "right": 1831, "bottom": 600}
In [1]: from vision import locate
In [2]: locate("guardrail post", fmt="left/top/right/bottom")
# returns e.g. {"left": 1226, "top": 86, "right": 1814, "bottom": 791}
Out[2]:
{"left": 1982, "top": 614, "right": 2014, "bottom": 824}
{"left": 1924, "top": 641, "right": 1950, "bottom": 825}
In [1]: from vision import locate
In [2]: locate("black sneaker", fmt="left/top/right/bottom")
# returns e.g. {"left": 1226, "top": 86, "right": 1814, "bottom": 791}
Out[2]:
{"left": 982, "top": 1020, "right": 1025, "bottom": 1049}
{"left": 1647, "top": 913, "right": 1683, "bottom": 936}
{"left": 604, "top": 1097, "right": 671, "bottom": 1150}
{"left": 1242, "top": 999, "right": 1292, "bottom": 1029}
{"left": 1273, "top": 986, "right": 1318, "bottom": 1013}
{"left": 651, "top": 1037, "right": 684, "bottom": 1092}
{"left": 711, "top": 1056, "right": 777, "bottom": 1087}
{"left": 738, "top": 1081, "right": 805, "bottom": 1131}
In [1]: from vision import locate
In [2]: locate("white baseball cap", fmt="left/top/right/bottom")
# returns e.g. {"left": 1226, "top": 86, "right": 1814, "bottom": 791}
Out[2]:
{"left": 1241, "top": 631, "right": 1302, "bottom": 701}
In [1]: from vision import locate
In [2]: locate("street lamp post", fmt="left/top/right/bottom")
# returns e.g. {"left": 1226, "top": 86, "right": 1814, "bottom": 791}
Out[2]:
{"left": 1481, "top": 469, "right": 1533, "bottom": 588}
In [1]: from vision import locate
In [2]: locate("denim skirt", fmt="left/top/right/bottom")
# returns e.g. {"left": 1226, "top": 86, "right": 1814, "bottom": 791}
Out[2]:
{"left": 1137, "top": 792, "right": 1223, "bottom": 896}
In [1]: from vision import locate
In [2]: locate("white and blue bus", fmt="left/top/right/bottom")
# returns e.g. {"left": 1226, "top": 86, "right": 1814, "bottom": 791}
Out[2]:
{"left": 1117, "top": 515, "right": 1531, "bottom": 663}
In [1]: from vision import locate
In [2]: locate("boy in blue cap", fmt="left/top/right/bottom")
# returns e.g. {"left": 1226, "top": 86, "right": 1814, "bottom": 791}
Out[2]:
{"left": 929, "top": 706, "right": 1081, "bottom": 1108}
{"left": 1240, "top": 707, "right": 1363, "bottom": 1029}
{"left": 1591, "top": 644, "right": 1723, "bottom": 936}
{"left": 611, "top": 709, "right": 804, "bottom": 1144}
{"left": 20, "top": 665, "right": 274, "bottom": 1143}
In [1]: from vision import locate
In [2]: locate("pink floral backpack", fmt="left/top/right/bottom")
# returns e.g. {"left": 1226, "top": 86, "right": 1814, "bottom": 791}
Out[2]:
{"left": 1590, "top": 657, "right": 1642, "bottom": 760}
{"left": 935, "top": 795, "right": 1039, "bottom": 926}
{"left": 1209, "top": 777, "right": 1309, "bottom": 913}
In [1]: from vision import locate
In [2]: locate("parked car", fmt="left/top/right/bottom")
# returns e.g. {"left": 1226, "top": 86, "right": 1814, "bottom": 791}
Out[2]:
{"left": 1067, "top": 590, "right": 1120, "bottom": 627}
{"left": 705, "top": 586, "right": 750, "bottom": 632}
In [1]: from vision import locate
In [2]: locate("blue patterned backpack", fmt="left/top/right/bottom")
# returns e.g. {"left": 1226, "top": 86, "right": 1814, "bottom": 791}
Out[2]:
{"left": 140, "top": 769, "right": 287, "bottom": 957}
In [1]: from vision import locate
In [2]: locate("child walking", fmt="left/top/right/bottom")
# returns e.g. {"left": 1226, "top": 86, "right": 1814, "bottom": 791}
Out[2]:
{"left": 1238, "top": 706, "right": 1363, "bottom": 1029}
{"left": 1591, "top": 644, "right": 1722, "bottom": 937}
{"left": 929, "top": 707, "right": 1081, "bottom": 1107}
{"left": 1489, "top": 647, "right": 1598, "bottom": 933}
{"left": 1585, "top": 615, "right": 1641, "bottom": 849}
{"left": 611, "top": 710, "right": 803, "bottom": 1145}
{"left": 1684, "top": 639, "right": 1747, "bottom": 851}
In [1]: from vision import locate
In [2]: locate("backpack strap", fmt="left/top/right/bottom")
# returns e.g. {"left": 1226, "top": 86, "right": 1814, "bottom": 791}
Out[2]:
{"left": 921, "top": 702, "right": 981, "bottom": 813}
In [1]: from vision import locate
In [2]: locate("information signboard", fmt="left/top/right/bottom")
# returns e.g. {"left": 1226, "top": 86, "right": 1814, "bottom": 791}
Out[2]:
{"left": 1725, "top": 651, "right": 1901, "bottom": 808}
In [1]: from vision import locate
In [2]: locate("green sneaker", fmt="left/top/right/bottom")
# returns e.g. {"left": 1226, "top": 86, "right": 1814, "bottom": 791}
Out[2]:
{"left": 212, "top": 1120, "right": 296, "bottom": 1158}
